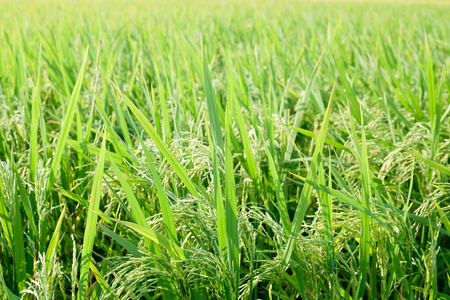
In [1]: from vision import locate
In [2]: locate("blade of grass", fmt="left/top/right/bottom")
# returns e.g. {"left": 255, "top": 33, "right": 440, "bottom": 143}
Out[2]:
{"left": 152, "top": 57, "right": 172, "bottom": 144}
{"left": 225, "top": 99, "right": 239, "bottom": 297}
{"left": 319, "top": 158, "right": 335, "bottom": 274}
{"left": 5, "top": 151, "right": 27, "bottom": 293}
{"left": 272, "top": 118, "right": 349, "bottom": 151}
{"left": 230, "top": 80, "right": 260, "bottom": 191}
{"left": 77, "top": 129, "right": 107, "bottom": 300}
{"left": 350, "top": 115, "right": 371, "bottom": 298}
{"left": 0, "top": 179, "right": 12, "bottom": 247}
{"left": 290, "top": 173, "right": 387, "bottom": 229}
{"left": 101, "top": 215, "right": 186, "bottom": 260}
{"left": 282, "top": 81, "right": 336, "bottom": 268}
{"left": 203, "top": 51, "right": 224, "bottom": 150}
{"left": 408, "top": 151, "right": 450, "bottom": 176}
{"left": 331, "top": 50, "right": 362, "bottom": 124}
{"left": 431, "top": 65, "right": 446, "bottom": 159}
{"left": 29, "top": 54, "right": 41, "bottom": 183}
{"left": 206, "top": 122, "right": 226, "bottom": 255}
{"left": 45, "top": 205, "right": 66, "bottom": 271}
{"left": 54, "top": 188, "right": 89, "bottom": 208}
{"left": 0, "top": 270, "right": 20, "bottom": 300}
{"left": 107, "top": 151, "right": 161, "bottom": 254}
{"left": 65, "top": 139, "right": 123, "bottom": 163}
{"left": 89, "top": 260, "right": 116, "bottom": 297}
{"left": 213, "top": 147, "right": 226, "bottom": 253}
{"left": 116, "top": 84, "right": 199, "bottom": 197}
{"left": 132, "top": 124, "right": 178, "bottom": 245}
{"left": 44, "top": 47, "right": 89, "bottom": 200}
{"left": 426, "top": 38, "right": 436, "bottom": 132}
{"left": 99, "top": 223, "right": 142, "bottom": 258}
{"left": 13, "top": 159, "right": 38, "bottom": 237}
{"left": 263, "top": 140, "right": 291, "bottom": 234}
{"left": 283, "top": 45, "right": 326, "bottom": 165}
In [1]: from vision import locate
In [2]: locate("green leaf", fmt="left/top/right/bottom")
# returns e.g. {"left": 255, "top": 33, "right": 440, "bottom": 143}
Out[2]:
{"left": 203, "top": 51, "right": 224, "bottom": 150}
{"left": 45, "top": 47, "right": 89, "bottom": 199}
{"left": 13, "top": 159, "right": 38, "bottom": 237}
{"left": 282, "top": 81, "right": 336, "bottom": 268}
{"left": 117, "top": 84, "right": 199, "bottom": 197}
{"left": 29, "top": 60, "right": 41, "bottom": 183}
{"left": 45, "top": 205, "right": 66, "bottom": 271}
{"left": 290, "top": 173, "right": 388, "bottom": 229}
{"left": 77, "top": 129, "right": 107, "bottom": 300}
{"left": 105, "top": 217, "right": 186, "bottom": 260}
{"left": 54, "top": 188, "right": 89, "bottom": 208}
{"left": 272, "top": 118, "right": 349, "bottom": 152}
{"left": 225, "top": 99, "right": 239, "bottom": 297}
{"left": 410, "top": 151, "right": 450, "bottom": 176}
{"left": 319, "top": 158, "right": 335, "bottom": 274}
{"left": 8, "top": 154, "right": 27, "bottom": 292}
{"left": 99, "top": 223, "right": 142, "bottom": 258}
{"left": 107, "top": 150, "right": 161, "bottom": 254}
{"left": 90, "top": 260, "right": 116, "bottom": 297}
{"left": 283, "top": 46, "right": 326, "bottom": 164}
{"left": 134, "top": 131, "right": 178, "bottom": 245}
{"left": 263, "top": 140, "right": 291, "bottom": 234}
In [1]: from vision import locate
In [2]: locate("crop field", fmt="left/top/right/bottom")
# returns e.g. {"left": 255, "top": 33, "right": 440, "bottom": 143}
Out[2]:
{"left": 0, "top": 0, "right": 449, "bottom": 299}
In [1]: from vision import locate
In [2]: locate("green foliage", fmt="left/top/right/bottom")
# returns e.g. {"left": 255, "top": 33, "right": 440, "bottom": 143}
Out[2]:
{"left": 0, "top": 0, "right": 449, "bottom": 299}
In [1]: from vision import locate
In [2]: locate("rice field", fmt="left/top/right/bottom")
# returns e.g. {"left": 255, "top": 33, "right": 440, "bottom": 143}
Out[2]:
{"left": 0, "top": 0, "right": 449, "bottom": 299}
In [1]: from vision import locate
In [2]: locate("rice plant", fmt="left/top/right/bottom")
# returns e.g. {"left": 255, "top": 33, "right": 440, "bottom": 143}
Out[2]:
{"left": 0, "top": 0, "right": 449, "bottom": 299}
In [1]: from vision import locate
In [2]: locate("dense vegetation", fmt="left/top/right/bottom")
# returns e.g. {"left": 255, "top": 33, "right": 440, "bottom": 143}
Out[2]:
{"left": 0, "top": 0, "right": 449, "bottom": 299}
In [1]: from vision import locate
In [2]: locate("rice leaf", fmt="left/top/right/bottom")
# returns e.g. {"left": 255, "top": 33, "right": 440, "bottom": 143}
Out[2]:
{"left": 77, "top": 129, "right": 107, "bottom": 300}
{"left": 99, "top": 223, "right": 142, "bottom": 258}
{"left": 225, "top": 99, "right": 239, "bottom": 297}
{"left": 282, "top": 81, "right": 336, "bottom": 268}
{"left": 107, "top": 151, "right": 161, "bottom": 254}
{"left": 117, "top": 84, "right": 199, "bottom": 197}
{"left": 45, "top": 205, "right": 66, "bottom": 271}
{"left": 44, "top": 47, "right": 89, "bottom": 200}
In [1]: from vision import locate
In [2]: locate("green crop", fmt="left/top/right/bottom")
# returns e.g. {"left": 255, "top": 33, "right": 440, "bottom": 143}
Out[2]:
{"left": 0, "top": 0, "right": 449, "bottom": 299}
